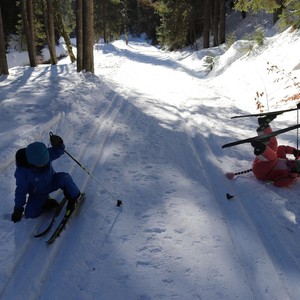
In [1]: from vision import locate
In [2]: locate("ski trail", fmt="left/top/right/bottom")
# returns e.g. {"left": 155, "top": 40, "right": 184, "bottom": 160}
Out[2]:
{"left": 234, "top": 179, "right": 300, "bottom": 298}
{"left": 188, "top": 131, "right": 294, "bottom": 299}
{"left": 0, "top": 90, "right": 124, "bottom": 300}
{"left": 33, "top": 93, "right": 128, "bottom": 299}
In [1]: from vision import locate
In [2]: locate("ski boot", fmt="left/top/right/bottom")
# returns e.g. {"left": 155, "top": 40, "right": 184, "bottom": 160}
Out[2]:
{"left": 257, "top": 114, "right": 277, "bottom": 132}
{"left": 43, "top": 196, "right": 59, "bottom": 211}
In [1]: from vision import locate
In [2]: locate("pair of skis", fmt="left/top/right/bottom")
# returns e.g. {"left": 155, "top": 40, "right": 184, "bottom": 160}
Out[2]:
{"left": 222, "top": 105, "right": 300, "bottom": 148}
{"left": 35, "top": 193, "right": 85, "bottom": 245}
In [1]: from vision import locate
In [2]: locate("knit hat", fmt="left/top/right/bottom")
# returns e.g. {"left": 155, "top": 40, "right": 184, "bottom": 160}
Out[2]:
{"left": 26, "top": 142, "right": 49, "bottom": 166}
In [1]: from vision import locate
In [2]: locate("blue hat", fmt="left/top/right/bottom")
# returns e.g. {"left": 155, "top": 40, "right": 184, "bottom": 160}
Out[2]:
{"left": 26, "top": 142, "right": 49, "bottom": 166}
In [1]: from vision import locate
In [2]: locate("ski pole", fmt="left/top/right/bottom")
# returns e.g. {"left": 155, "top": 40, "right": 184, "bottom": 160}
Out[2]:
{"left": 64, "top": 149, "right": 123, "bottom": 207}
{"left": 225, "top": 168, "right": 252, "bottom": 179}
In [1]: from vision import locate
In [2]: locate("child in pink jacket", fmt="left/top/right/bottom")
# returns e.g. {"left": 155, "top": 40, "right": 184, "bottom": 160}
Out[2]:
{"left": 251, "top": 116, "right": 300, "bottom": 187}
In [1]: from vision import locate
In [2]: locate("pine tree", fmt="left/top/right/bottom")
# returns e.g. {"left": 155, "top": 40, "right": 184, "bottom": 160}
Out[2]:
{"left": 156, "top": 0, "right": 192, "bottom": 50}
{"left": 234, "top": 0, "right": 279, "bottom": 12}
{"left": 280, "top": 0, "right": 300, "bottom": 29}
{"left": 94, "top": 0, "right": 123, "bottom": 43}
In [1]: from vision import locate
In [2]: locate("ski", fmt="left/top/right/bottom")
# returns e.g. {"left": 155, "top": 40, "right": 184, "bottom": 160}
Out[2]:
{"left": 46, "top": 193, "right": 85, "bottom": 245}
{"left": 231, "top": 105, "right": 299, "bottom": 119}
{"left": 34, "top": 197, "right": 68, "bottom": 238}
{"left": 222, "top": 124, "right": 300, "bottom": 149}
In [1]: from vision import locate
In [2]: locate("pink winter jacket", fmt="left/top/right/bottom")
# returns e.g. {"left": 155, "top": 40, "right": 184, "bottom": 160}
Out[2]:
{"left": 252, "top": 145, "right": 298, "bottom": 187}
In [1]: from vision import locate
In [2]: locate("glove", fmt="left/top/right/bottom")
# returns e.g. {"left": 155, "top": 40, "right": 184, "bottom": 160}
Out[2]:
{"left": 293, "top": 149, "right": 300, "bottom": 158}
{"left": 11, "top": 207, "right": 24, "bottom": 223}
{"left": 50, "top": 133, "right": 64, "bottom": 148}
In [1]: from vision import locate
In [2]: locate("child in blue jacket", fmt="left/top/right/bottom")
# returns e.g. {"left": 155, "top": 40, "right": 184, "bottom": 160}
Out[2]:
{"left": 11, "top": 134, "right": 81, "bottom": 222}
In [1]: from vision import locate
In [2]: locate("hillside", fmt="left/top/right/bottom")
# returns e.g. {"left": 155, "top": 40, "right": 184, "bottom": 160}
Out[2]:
{"left": 1, "top": 17, "right": 300, "bottom": 300}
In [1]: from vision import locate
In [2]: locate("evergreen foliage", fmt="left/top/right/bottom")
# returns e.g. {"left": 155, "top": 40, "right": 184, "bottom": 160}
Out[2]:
{"left": 156, "top": 0, "right": 192, "bottom": 50}
{"left": 1, "top": 0, "right": 300, "bottom": 60}
{"left": 234, "top": 0, "right": 279, "bottom": 13}
{"left": 280, "top": 0, "right": 300, "bottom": 29}
{"left": 94, "top": 0, "right": 123, "bottom": 43}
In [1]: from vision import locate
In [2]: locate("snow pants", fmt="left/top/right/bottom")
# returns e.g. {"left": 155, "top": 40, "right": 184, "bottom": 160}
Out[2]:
{"left": 25, "top": 172, "right": 80, "bottom": 218}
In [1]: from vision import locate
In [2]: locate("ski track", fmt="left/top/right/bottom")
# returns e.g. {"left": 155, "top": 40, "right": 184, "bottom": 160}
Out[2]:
{"left": 2, "top": 35, "right": 300, "bottom": 299}
{"left": 234, "top": 179, "right": 300, "bottom": 298}
{"left": 0, "top": 83, "right": 125, "bottom": 299}
{"left": 174, "top": 91, "right": 295, "bottom": 299}
{"left": 185, "top": 91, "right": 300, "bottom": 298}
{"left": 190, "top": 132, "right": 293, "bottom": 299}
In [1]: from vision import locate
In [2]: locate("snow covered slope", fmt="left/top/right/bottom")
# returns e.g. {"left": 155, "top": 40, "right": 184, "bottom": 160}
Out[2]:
{"left": 1, "top": 24, "right": 300, "bottom": 299}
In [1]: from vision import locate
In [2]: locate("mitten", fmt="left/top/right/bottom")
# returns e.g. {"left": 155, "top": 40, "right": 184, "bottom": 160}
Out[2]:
{"left": 11, "top": 207, "right": 24, "bottom": 223}
{"left": 50, "top": 133, "right": 64, "bottom": 148}
{"left": 293, "top": 149, "right": 300, "bottom": 158}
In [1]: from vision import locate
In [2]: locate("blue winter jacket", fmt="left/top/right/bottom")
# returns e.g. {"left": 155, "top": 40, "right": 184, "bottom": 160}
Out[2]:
{"left": 14, "top": 146, "right": 65, "bottom": 210}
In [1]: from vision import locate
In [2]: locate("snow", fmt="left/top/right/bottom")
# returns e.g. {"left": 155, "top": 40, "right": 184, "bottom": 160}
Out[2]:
{"left": 1, "top": 14, "right": 300, "bottom": 300}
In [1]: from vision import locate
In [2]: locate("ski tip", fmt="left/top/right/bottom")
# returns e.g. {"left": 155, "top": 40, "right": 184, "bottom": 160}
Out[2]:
{"left": 226, "top": 193, "right": 234, "bottom": 200}
{"left": 34, "top": 232, "right": 45, "bottom": 238}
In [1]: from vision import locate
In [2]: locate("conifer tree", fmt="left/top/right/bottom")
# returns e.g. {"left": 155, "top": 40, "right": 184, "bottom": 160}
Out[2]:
{"left": 280, "top": 0, "right": 300, "bottom": 28}
{"left": 156, "top": 0, "right": 192, "bottom": 50}
{"left": 234, "top": 0, "right": 279, "bottom": 12}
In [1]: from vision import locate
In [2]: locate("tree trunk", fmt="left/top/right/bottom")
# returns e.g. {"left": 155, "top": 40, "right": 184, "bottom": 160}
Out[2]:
{"left": 0, "top": 4, "right": 9, "bottom": 75}
{"left": 45, "top": 0, "right": 57, "bottom": 64}
{"left": 102, "top": 0, "right": 107, "bottom": 43}
{"left": 83, "top": 0, "right": 94, "bottom": 73}
{"left": 122, "top": 0, "right": 129, "bottom": 45}
{"left": 54, "top": 7, "right": 76, "bottom": 63}
{"left": 219, "top": 0, "right": 226, "bottom": 44}
{"left": 76, "top": 0, "right": 83, "bottom": 71}
{"left": 213, "top": 0, "right": 219, "bottom": 46}
{"left": 20, "top": 0, "right": 37, "bottom": 67}
{"left": 202, "top": 0, "right": 210, "bottom": 48}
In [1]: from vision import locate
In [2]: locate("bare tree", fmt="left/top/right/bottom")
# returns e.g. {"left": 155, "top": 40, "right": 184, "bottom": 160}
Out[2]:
{"left": 0, "top": 4, "right": 9, "bottom": 75}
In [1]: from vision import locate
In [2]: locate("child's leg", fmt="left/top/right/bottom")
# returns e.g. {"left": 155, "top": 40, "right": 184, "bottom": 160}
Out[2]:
{"left": 51, "top": 172, "right": 81, "bottom": 200}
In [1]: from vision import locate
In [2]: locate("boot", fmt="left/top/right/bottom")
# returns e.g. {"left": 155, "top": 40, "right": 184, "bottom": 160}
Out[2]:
{"left": 43, "top": 196, "right": 59, "bottom": 211}
{"left": 251, "top": 140, "right": 266, "bottom": 155}
{"left": 66, "top": 192, "right": 81, "bottom": 212}
{"left": 257, "top": 114, "right": 277, "bottom": 132}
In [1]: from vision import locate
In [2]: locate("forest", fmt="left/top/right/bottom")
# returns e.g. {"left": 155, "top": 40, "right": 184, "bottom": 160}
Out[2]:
{"left": 0, "top": 0, "right": 299, "bottom": 75}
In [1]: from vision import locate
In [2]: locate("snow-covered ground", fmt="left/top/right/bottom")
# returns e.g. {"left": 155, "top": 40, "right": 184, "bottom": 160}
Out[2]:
{"left": 1, "top": 14, "right": 300, "bottom": 300}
